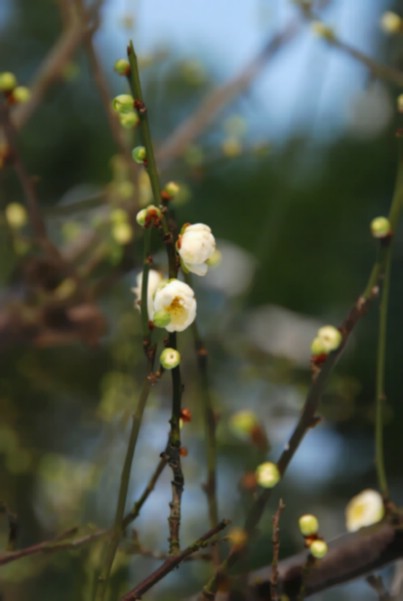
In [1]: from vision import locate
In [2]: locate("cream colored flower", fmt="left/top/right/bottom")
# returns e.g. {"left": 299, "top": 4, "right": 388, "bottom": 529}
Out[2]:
{"left": 152, "top": 279, "right": 196, "bottom": 332}
{"left": 177, "top": 223, "right": 216, "bottom": 276}
{"left": 345, "top": 489, "right": 384, "bottom": 532}
{"left": 132, "top": 270, "right": 163, "bottom": 319}
{"left": 255, "top": 461, "right": 280, "bottom": 488}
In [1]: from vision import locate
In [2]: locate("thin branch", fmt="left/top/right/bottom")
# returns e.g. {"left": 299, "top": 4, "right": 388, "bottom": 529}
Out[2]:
{"left": 270, "top": 499, "right": 285, "bottom": 601}
{"left": 156, "top": 20, "right": 301, "bottom": 170}
{"left": 0, "top": 528, "right": 107, "bottom": 567}
{"left": 121, "top": 519, "right": 230, "bottom": 601}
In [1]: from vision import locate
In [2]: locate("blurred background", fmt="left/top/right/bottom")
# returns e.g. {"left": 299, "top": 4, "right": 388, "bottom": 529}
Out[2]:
{"left": 1, "top": 0, "right": 403, "bottom": 599}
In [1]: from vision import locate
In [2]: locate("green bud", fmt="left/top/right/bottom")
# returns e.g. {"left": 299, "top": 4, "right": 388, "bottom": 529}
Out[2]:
{"left": 255, "top": 461, "right": 280, "bottom": 489}
{"left": 160, "top": 347, "right": 181, "bottom": 369}
{"left": 112, "top": 94, "right": 134, "bottom": 114}
{"left": 12, "top": 86, "right": 31, "bottom": 103}
{"left": 114, "top": 59, "right": 130, "bottom": 76}
{"left": 119, "top": 111, "right": 139, "bottom": 129}
{"left": 5, "top": 202, "right": 28, "bottom": 229}
{"left": 370, "top": 216, "right": 391, "bottom": 239}
{"left": 162, "top": 181, "right": 180, "bottom": 198}
{"left": 136, "top": 205, "right": 161, "bottom": 227}
{"left": 153, "top": 310, "right": 171, "bottom": 328}
{"left": 310, "top": 539, "right": 328, "bottom": 559}
{"left": 0, "top": 71, "right": 17, "bottom": 92}
{"left": 132, "top": 146, "right": 147, "bottom": 164}
{"left": 299, "top": 514, "right": 319, "bottom": 537}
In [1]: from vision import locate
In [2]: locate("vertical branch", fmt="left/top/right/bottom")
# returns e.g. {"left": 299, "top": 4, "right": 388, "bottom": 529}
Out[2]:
{"left": 270, "top": 499, "right": 285, "bottom": 601}
{"left": 126, "top": 40, "right": 184, "bottom": 553}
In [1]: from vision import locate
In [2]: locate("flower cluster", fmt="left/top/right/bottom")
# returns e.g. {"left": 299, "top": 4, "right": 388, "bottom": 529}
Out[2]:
{"left": 0, "top": 71, "right": 30, "bottom": 105}
{"left": 298, "top": 513, "right": 328, "bottom": 559}
{"left": 133, "top": 218, "right": 218, "bottom": 334}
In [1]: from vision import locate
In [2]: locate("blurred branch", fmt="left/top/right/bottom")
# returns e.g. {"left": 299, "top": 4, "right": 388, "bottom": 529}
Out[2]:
{"left": 10, "top": 0, "right": 104, "bottom": 132}
{"left": 156, "top": 19, "right": 301, "bottom": 170}
{"left": 0, "top": 527, "right": 107, "bottom": 567}
{"left": 121, "top": 519, "right": 230, "bottom": 601}
{"left": 243, "top": 521, "right": 403, "bottom": 601}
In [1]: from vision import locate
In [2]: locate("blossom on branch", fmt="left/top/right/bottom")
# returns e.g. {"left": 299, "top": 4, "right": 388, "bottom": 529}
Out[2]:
{"left": 152, "top": 279, "right": 196, "bottom": 332}
{"left": 345, "top": 489, "right": 384, "bottom": 532}
{"left": 132, "top": 269, "right": 163, "bottom": 320}
{"left": 177, "top": 223, "right": 216, "bottom": 276}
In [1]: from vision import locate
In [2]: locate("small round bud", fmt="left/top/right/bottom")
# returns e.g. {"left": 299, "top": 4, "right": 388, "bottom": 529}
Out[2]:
{"left": 370, "top": 216, "right": 391, "bottom": 239}
{"left": 160, "top": 347, "right": 181, "bottom": 369}
{"left": 380, "top": 11, "right": 402, "bottom": 35}
{"left": 221, "top": 137, "right": 242, "bottom": 158}
{"left": 230, "top": 410, "right": 259, "bottom": 437}
{"left": 310, "top": 336, "right": 327, "bottom": 356}
{"left": 299, "top": 514, "right": 319, "bottom": 537}
{"left": 114, "top": 59, "right": 130, "bottom": 76}
{"left": 12, "top": 86, "right": 31, "bottom": 104}
{"left": 255, "top": 461, "right": 280, "bottom": 489}
{"left": 180, "top": 408, "right": 192, "bottom": 422}
{"left": 179, "top": 446, "right": 188, "bottom": 457}
{"left": 153, "top": 310, "right": 172, "bottom": 329}
{"left": 0, "top": 71, "right": 17, "bottom": 92}
{"left": 132, "top": 145, "right": 147, "bottom": 164}
{"left": 119, "top": 111, "right": 139, "bottom": 129}
{"left": 228, "top": 527, "right": 248, "bottom": 550}
{"left": 162, "top": 180, "right": 180, "bottom": 200}
{"left": 112, "top": 94, "right": 134, "bottom": 114}
{"left": 136, "top": 205, "right": 162, "bottom": 227}
{"left": 311, "top": 21, "right": 335, "bottom": 41}
{"left": 315, "top": 325, "right": 342, "bottom": 354}
{"left": 5, "top": 202, "right": 28, "bottom": 229}
{"left": 309, "top": 539, "right": 328, "bottom": 559}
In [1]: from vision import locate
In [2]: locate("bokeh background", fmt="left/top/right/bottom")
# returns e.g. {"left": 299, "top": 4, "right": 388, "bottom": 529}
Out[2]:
{"left": 1, "top": 0, "right": 403, "bottom": 599}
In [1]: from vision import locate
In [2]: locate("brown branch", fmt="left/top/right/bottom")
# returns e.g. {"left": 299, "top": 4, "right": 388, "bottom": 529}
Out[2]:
{"left": 121, "top": 519, "right": 230, "bottom": 601}
{"left": 0, "top": 528, "right": 107, "bottom": 567}
{"left": 270, "top": 499, "right": 285, "bottom": 601}
{"left": 245, "top": 521, "right": 403, "bottom": 600}
{"left": 10, "top": 0, "right": 104, "bottom": 133}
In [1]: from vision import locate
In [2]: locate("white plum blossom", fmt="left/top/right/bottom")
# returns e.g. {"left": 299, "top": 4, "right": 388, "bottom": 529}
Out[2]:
{"left": 177, "top": 223, "right": 216, "bottom": 276}
{"left": 132, "top": 269, "right": 163, "bottom": 320}
{"left": 345, "top": 489, "right": 385, "bottom": 533}
{"left": 153, "top": 279, "right": 196, "bottom": 332}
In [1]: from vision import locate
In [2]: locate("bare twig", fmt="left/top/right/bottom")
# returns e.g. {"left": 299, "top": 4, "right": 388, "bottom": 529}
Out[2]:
{"left": 270, "top": 499, "right": 285, "bottom": 601}
{"left": 121, "top": 519, "right": 230, "bottom": 601}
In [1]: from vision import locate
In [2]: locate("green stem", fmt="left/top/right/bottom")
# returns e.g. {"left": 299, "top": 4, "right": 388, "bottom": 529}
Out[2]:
{"left": 375, "top": 251, "right": 391, "bottom": 498}
{"left": 95, "top": 378, "right": 152, "bottom": 601}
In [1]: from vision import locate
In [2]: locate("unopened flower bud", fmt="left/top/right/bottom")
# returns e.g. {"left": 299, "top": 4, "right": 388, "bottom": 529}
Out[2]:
{"left": 136, "top": 205, "right": 162, "bottom": 227}
{"left": 5, "top": 202, "right": 28, "bottom": 229}
{"left": 153, "top": 310, "right": 172, "bottom": 329}
{"left": 311, "top": 325, "right": 342, "bottom": 356}
{"left": 370, "top": 216, "right": 391, "bottom": 239}
{"left": 230, "top": 410, "right": 259, "bottom": 437}
{"left": 114, "top": 59, "right": 130, "bottom": 76}
{"left": 132, "top": 145, "right": 147, "bottom": 164}
{"left": 162, "top": 181, "right": 180, "bottom": 200}
{"left": 310, "top": 539, "right": 328, "bottom": 559}
{"left": 228, "top": 527, "right": 248, "bottom": 550}
{"left": 112, "top": 94, "right": 134, "bottom": 114}
{"left": 112, "top": 221, "right": 133, "bottom": 244}
{"left": 255, "top": 461, "right": 280, "bottom": 489}
{"left": 0, "top": 71, "right": 17, "bottom": 92}
{"left": 160, "top": 347, "right": 181, "bottom": 369}
{"left": 12, "top": 86, "right": 30, "bottom": 104}
{"left": 380, "top": 11, "right": 402, "bottom": 34}
{"left": 299, "top": 514, "right": 319, "bottom": 537}
{"left": 119, "top": 111, "right": 139, "bottom": 129}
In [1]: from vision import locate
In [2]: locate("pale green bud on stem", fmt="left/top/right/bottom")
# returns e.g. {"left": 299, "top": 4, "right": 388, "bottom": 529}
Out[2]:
{"left": 132, "top": 145, "right": 147, "bottom": 165}
{"left": 299, "top": 514, "right": 319, "bottom": 537}
{"left": 5, "top": 202, "right": 28, "bottom": 229}
{"left": 0, "top": 71, "right": 17, "bottom": 92}
{"left": 310, "top": 539, "right": 328, "bottom": 559}
{"left": 255, "top": 461, "right": 280, "bottom": 488}
{"left": 370, "top": 216, "right": 392, "bottom": 239}
{"left": 161, "top": 181, "right": 180, "bottom": 201}
{"left": 311, "top": 325, "right": 342, "bottom": 356}
{"left": 119, "top": 111, "right": 139, "bottom": 129}
{"left": 112, "top": 94, "right": 134, "bottom": 114}
{"left": 136, "top": 205, "right": 162, "bottom": 227}
{"left": 114, "top": 59, "right": 130, "bottom": 76}
{"left": 160, "top": 347, "right": 181, "bottom": 369}
{"left": 12, "top": 86, "right": 31, "bottom": 104}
